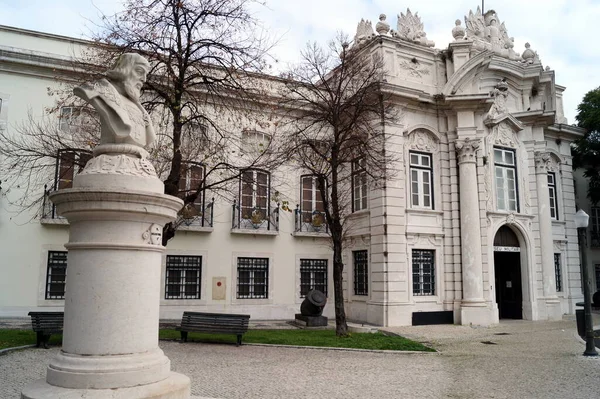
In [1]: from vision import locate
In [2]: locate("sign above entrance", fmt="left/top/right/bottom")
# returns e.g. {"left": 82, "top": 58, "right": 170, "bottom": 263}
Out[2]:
{"left": 494, "top": 246, "right": 521, "bottom": 252}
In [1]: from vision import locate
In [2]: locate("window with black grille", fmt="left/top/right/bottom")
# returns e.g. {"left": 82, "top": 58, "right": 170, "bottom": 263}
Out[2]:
{"left": 300, "top": 259, "right": 328, "bottom": 297}
{"left": 353, "top": 250, "right": 368, "bottom": 296}
{"left": 554, "top": 253, "right": 562, "bottom": 292}
{"left": 412, "top": 249, "right": 435, "bottom": 296}
{"left": 165, "top": 255, "right": 202, "bottom": 299}
{"left": 237, "top": 257, "right": 269, "bottom": 299}
{"left": 45, "top": 251, "right": 67, "bottom": 299}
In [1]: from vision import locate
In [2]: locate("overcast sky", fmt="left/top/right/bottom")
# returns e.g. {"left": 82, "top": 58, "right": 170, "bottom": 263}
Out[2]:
{"left": 1, "top": 0, "right": 598, "bottom": 123}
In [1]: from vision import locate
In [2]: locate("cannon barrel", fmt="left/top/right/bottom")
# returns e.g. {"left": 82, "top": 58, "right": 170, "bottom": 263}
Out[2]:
{"left": 300, "top": 289, "right": 327, "bottom": 317}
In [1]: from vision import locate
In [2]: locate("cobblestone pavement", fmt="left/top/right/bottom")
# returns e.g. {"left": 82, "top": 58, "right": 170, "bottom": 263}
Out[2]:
{"left": 2, "top": 318, "right": 600, "bottom": 398}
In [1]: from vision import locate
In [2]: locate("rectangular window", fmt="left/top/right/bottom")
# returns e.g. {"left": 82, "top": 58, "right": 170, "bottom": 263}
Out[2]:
{"left": 59, "top": 106, "right": 80, "bottom": 132}
{"left": 45, "top": 251, "right": 67, "bottom": 300}
{"left": 554, "top": 253, "right": 562, "bottom": 292}
{"left": 241, "top": 130, "right": 271, "bottom": 155}
{"left": 548, "top": 173, "right": 558, "bottom": 220}
{"left": 353, "top": 250, "right": 368, "bottom": 296}
{"left": 165, "top": 255, "right": 202, "bottom": 299}
{"left": 300, "top": 259, "right": 328, "bottom": 297}
{"left": 352, "top": 158, "right": 367, "bottom": 212}
{"left": 494, "top": 148, "right": 518, "bottom": 212}
{"left": 240, "top": 169, "right": 269, "bottom": 219}
{"left": 237, "top": 257, "right": 269, "bottom": 299}
{"left": 409, "top": 152, "right": 433, "bottom": 209}
{"left": 179, "top": 162, "right": 204, "bottom": 215}
{"left": 55, "top": 149, "right": 92, "bottom": 190}
{"left": 591, "top": 208, "right": 600, "bottom": 248}
{"left": 412, "top": 249, "right": 435, "bottom": 296}
{"left": 595, "top": 264, "right": 600, "bottom": 291}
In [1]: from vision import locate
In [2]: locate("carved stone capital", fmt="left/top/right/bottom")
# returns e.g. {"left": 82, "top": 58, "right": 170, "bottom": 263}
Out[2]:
{"left": 534, "top": 151, "right": 551, "bottom": 174}
{"left": 455, "top": 138, "right": 480, "bottom": 164}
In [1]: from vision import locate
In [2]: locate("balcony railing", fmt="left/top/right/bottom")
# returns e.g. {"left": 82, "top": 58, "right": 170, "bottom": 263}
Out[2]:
{"left": 179, "top": 198, "right": 214, "bottom": 228}
{"left": 295, "top": 206, "right": 329, "bottom": 234}
{"left": 232, "top": 201, "right": 279, "bottom": 231}
{"left": 41, "top": 185, "right": 62, "bottom": 220}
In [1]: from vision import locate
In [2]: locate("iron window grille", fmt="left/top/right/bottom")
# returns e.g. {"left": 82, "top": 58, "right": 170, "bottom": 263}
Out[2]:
{"left": 591, "top": 208, "right": 600, "bottom": 248}
{"left": 412, "top": 249, "right": 435, "bottom": 296}
{"left": 300, "top": 259, "right": 328, "bottom": 297}
{"left": 548, "top": 173, "right": 558, "bottom": 220}
{"left": 554, "top": 253, "right": 562, "bottom": 292}
{"left": 353, "top": 250, "right": 369, "bottom": 296}
{"left": 494, "top": 147, "right": 519, "bottom": 212}
{"left": 409, "top": 151, "right": 434, "bottom": 209}
{"left": 165, "top": 255, "right": 202, "bottom": 299}
{"left": 237, "top": 257, "right": 269, "bottom": 299}
{"left": 45, "top": 251, "right": 67, "bottom": 299}
{"left": 351, "top": 158, "right": 368, "bottom": 212}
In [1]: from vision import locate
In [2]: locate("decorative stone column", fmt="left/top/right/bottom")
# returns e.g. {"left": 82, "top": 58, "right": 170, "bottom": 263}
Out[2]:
{"left": 456, "top": 138, "right": 493, "bottom": 326}
{"left": 534, "top": 151, "right": 562, "bottom": 320}
{"left": 22, "top": 54, "right": 190, "bottom": 398}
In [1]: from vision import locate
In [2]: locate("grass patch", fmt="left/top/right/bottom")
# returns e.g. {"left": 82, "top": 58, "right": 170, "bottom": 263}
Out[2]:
{"left": 0, "top": 330, "right": 62, "bottom": 350}
{"left": 160, "top": 329, "right": 435, "bottom": 352}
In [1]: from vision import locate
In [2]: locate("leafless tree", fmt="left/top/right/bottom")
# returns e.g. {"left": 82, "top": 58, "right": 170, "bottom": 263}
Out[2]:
{"left": 0, "top": 0, "right": 283, "bottom": 244}
{"left": 279, "top": 34, "right": 398, "bottom": 336}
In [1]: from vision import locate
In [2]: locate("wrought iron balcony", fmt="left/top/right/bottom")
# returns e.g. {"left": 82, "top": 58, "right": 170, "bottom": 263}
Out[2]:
{"left": 232, "top": 201, "right": 279, "bottom": 231}
{"left": 41, "top": 185, "right": 63, "bottom": 221}
{"left": 295, "top": 206, "right": 329, "bottom": 234}
{"left": 178, "top": 198, "right": 214, "bottom": 228}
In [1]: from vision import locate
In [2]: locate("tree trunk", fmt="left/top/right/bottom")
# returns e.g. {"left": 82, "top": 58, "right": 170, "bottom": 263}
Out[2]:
{"left": 331, "top": 229, "right": 348, "bottom": 336}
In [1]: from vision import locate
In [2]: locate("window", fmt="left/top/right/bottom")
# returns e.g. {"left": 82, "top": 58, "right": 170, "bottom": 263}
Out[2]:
{"left": 352, "top": 158, "right": 368, "bottom": 212}
{"left": 591, "top": 208, "right": 600, "bottom": 248}
{"left": 179, "top": 162, "right": 204, "bottom": 216}
{"left": 412, "top": 249, "right": 435, "bottom": 296}
{"left": 45, "top": 251, "right": 67, "bottom": 299}
{"left": 55, "top": 149, "right": 92, "bottom": 190}
{"left": 494, "top": 148, "right": 518, "bottom": 212}
{"left": 241, "top": 130, "right": 271, "bottom": 155}
{"left": 409, "top": 152, "right": 433, "bottom": 209}
{"left": 59, "top": 106, "right": 80, "bottom": 132}
{"left": 595, "top": 264, "right": 600, "bottom": 291}
{"left": 548, "top": 173, "right": 558, "bottom": 220}
{"left": 165, "top": 255, "right": 202, "bottom": 299}
{"left": 554, "top": 253, "right": 562, "bottom": 292}
{"left": 353, "top": 250, "right": 368, "bottom": 296}
{"left": 300, "top": 259, "right": 328, "bottom": 297}
{"left": 240, "top": 169, "right": 269, "bottom": 219}
{"left": 237, "top": 257, "right": 269, "bottom": 299}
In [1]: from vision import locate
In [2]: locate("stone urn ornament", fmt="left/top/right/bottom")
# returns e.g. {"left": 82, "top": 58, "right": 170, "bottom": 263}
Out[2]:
{"left": 452, "top": 19, "right": 465, "bottom": 41}
{"left": 376, "top": 13, "right": 390, "bottom": 35}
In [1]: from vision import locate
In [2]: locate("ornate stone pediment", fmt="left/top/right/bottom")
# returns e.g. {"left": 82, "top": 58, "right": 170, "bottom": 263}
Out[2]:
{"left": 484, "top": 113, "right": 523, "bottom": 132}
{"left": 405, "top": 128, "right": 439, "bottom": 153}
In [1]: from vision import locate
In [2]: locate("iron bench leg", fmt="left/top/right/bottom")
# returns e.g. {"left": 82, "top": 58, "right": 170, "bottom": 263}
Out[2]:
{"left": 180, "top": 331, "right": 188, "bottom": 343}
{"left": 36, "top": 332, "right": 43, "bottom": 348}
{"left": 236, "top": 334, "right": 242, "bottom": 346}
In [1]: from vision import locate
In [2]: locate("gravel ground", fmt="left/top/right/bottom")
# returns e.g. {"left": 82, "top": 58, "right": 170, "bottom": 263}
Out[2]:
{"left": 2, "top": 318, "right": 599, "bottom": 399}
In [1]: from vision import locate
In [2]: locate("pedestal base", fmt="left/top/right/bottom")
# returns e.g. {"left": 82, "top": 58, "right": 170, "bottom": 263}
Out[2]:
{"left": 22, "top": 372, "right": 190, "bottom": 399}
{"left": 545, "top": 299, "right": 563, "bottom": 321}
{"left": 460, "top": 303, "right": 498, "bottom": 327}
{"left": 295, "top": 314, "right": 328, "bottom": 327}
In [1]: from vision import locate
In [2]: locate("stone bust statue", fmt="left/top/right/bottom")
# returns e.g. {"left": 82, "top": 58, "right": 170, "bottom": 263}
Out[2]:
{"left": 74, "top": 53, "right": 155, "bottom": 149}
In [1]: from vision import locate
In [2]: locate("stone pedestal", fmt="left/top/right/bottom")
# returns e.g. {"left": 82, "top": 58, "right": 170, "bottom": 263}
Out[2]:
{"left": 22, "top": 151, "right": 190, "bottom": 398}
{"left": 295, "top": 314, "right": 328, "bottom": 327}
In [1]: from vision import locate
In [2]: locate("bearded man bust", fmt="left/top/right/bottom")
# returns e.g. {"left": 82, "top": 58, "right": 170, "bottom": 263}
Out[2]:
{"left": 74, "top": 53, "right": 155, "bottom": 149}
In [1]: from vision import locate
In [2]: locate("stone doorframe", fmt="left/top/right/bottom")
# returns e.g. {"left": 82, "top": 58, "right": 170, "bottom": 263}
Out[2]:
{"left": 487, "top": 217, "right": 537, "bottom": 321}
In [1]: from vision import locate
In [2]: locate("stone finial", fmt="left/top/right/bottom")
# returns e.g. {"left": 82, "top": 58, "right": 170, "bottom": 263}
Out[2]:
{"left": 521, "top": 42, "right": 536, "bottom": 64}
{"left": 393, "top": 8, "right": 434, "bottom": 47}
{"left": 376, "top": 13, "right": 390, "bottom": 35}
{"left": 452, "top": 19, "right": 465, "bottom": 41}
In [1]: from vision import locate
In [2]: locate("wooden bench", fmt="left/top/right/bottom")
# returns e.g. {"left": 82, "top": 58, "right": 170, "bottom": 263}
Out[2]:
{"left": 28, "top": 311, "right": 64, "bottom": 348}
{"left": 176, "top": 312, "right": 250, "bottom": 346}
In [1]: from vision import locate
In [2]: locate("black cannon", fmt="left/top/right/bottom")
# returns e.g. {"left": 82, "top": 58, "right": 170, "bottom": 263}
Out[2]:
{"left": 295, "top": 289, "right": 328, "bottom": 327}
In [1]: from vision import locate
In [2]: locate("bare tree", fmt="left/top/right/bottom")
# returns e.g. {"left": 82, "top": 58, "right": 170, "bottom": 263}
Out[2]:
{"left": 279, "top": 34, "right": 397, "bottom": 336}
{"left": 0, "top": 0, "right": 283, "bottom": 244}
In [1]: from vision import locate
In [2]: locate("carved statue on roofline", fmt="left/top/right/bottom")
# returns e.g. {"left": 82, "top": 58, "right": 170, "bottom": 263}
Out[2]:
{"left": 392, "top": 8, "right": 434, "bottom": 48}
{"left": 486, "top": 78, "right": 510, "bottom": 120}
{"left": 354, "top": 18, "right": 375, "bottom": 45}
{"left": 463, "top": 7, "right": 520, "bottom": 61}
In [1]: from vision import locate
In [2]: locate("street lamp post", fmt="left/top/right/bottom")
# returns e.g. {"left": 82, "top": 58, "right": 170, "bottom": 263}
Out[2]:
{"left": 574, "top": 209, "right": 599, "bottom": 356}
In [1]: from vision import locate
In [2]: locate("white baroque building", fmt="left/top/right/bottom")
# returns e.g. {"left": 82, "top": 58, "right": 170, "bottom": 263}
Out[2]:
{"left": 0, "top": 7, "right": 589, "bottom": 326}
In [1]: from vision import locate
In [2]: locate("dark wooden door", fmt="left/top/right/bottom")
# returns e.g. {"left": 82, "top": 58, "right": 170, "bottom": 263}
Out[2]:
{"left": 494, "top": 251, "right": 522, "bottom": 319}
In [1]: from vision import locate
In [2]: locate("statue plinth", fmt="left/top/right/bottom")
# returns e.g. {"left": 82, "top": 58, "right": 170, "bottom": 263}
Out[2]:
{"left": 22, "top": 53, "right": 190, "bottom": 399}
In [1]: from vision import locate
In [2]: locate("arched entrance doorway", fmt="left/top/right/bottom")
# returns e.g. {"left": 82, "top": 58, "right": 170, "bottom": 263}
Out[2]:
{"left": 493, "top": 226, "right": 522, "bottom": 319}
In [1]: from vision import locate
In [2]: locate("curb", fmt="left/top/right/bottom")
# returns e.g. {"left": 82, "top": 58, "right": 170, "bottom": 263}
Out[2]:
{"left": 243, "top": 342, "right": 439, "bottom": 354}
{"left": 0, "top": 344, "right": 36, "bottom": 356}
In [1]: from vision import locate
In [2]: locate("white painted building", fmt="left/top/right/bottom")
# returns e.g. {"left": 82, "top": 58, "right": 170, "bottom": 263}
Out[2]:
{"left": 0, "top": 7, "right": 588, "bottom": 326}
